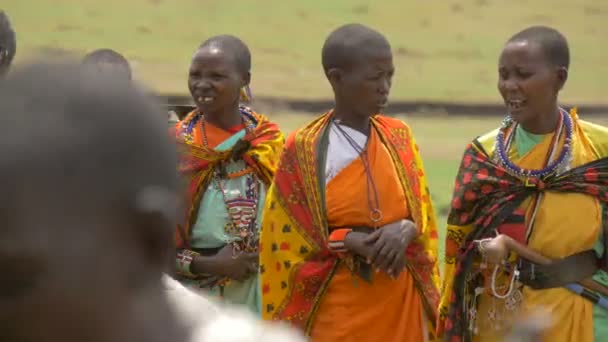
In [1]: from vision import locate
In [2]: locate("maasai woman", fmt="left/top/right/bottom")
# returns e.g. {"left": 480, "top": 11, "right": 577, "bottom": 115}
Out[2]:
{"left": 173, "top": 35, "right": 284, "bottom": 314}
{"left": 260, "top": 24, "right": 440, "bottom": 341}
{"left": 0, "top": 11, "right": 16, "bottom": 77}
{"left": 439, "top": 26, "right": 608, "bottom": 341}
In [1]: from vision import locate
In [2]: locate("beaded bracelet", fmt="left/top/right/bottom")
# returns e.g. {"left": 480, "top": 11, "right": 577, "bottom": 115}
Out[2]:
{"left": 176, "top": 249, "right": 200, "bottom": 278}
{"left": 328, "top": 228, "right": 352, "bottom": 253}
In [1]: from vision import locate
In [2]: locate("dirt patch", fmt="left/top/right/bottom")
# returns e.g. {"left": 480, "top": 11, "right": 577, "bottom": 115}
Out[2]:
{"left": 136, "top": 26, "right": 151, "bottom": 34}
{"left": 86, "top": 9, "right": 100, "bottom": 18}
{"left": 584, "top": 6, "right": 603, "bottom": 15}
{"left": 435, "top": 49, "right": 482, "bottom": 60}
{"left": 525, "top": 14, "right": 552, "bottom": 22}
{"left": 395, "top": 47, "right": 427, "bottom": 59}
{"left": 352, "top": 5, "right": 369, "bottom": 14}
{"left": 295, "top": 10, "right": 309, "bottom": 19}
{"left": 420, "top": 19, "right": 432, "bottom": 28}
{"left": 451, "top": 3, "right": 464, "bottom": 12}
{"left": 55, "top": 24, "right": 77, "bottom": 32}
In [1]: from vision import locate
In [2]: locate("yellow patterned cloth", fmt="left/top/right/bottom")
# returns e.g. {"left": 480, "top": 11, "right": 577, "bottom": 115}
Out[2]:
{"left": 439, "top": 110, "right": 608, "bottom": 341}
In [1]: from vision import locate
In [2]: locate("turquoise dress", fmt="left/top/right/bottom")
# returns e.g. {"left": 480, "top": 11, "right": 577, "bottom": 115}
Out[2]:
{"left": 178, "top": 129, "right": 264, "bottom": 314}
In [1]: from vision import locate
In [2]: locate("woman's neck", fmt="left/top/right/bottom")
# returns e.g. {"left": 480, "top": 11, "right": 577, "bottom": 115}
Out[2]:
{"left": 519, "top": 107, "right": 560, "bottom": 135}
{"left": 332, "top": 105, "right": 371, "bottom": 135}
{"left": 202, "top": 105, "right": 242, "bottom": 130}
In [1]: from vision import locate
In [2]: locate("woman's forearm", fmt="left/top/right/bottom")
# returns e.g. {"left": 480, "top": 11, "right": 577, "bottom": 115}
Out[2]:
{"left": 500, "top": 235, "right": 551, "bottom": 265}
{"left": 190, "top": 255, "right": 221, "bottom": 275}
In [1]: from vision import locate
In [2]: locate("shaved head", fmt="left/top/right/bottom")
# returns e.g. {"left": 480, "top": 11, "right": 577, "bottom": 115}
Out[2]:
{"left": 0, "top": 11, "right": 16, "bottom": 76}
{"left": 507, "top": 26, "right": 570, "bottom": 69}
{"left": 199, "top": 35, "right": 251, "bottom": 76}
{"left": 82, "top": 48, "right": 132, "bottom": 80}
{"left": 321, "top": 23, "right": 391, "bottom": 74}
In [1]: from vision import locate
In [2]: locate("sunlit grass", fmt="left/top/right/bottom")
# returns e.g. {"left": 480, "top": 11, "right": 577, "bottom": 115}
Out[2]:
{"left": 4, "top": 0, "right": 607, "bottom": 102}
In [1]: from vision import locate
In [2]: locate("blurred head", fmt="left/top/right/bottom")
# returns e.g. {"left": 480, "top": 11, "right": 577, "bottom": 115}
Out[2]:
{"left": 0, "top": 11, "right": 16, "bottom": 77}
{"left": 0, "top": 61, "right": 185, "bottom": 342}
{"left": 506, "top": 309, "right": 552, "bottom": 342}
{"left": 498, "top": 26, "right": 569, "bottom": 132}
{"left": 322, "top": 23, "right": 394, "bottom": 119}
{"left": 188, "top": 35, "right": 251, "bottom": 119}
{"left": 82, "top": 49, "right": 132, "bottom": 81}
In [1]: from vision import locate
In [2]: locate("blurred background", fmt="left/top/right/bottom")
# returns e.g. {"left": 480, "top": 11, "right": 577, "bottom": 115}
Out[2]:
{"left": 4, "top": 0, "right": 607, "bottom": 254}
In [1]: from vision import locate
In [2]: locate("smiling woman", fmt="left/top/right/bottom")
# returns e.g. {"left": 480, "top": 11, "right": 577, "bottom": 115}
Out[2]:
{"left": 497, "top": 27, "right": 570, "bottom": 135}
{"left": 439, "top": 26, "right": 608, "bottom": 342}
{"left": 188, "top": 35, "right": 252, "bottom": 129}
{"left": 171, "top": 35, "right": 284, "bottom": 315}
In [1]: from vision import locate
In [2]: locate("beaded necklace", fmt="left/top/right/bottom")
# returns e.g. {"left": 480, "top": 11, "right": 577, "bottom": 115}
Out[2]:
{"left": 493, "top": 107, "right": 573, "bottom": 180}
{"left": 212, "top": 170, "right": 260, "bottom": 255}
{"left": 332, "top": 120, "right": 383, "bottom": 225}
{"left": 180, "top": 105, "right": 256, "bottom": 145}
{"left": 183, "top": 106, "right": 260, "bottom": 256}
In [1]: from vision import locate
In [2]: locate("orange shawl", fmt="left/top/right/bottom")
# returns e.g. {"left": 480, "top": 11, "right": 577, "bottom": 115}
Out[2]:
{"left": 174, "top": 108, "right": 284, "bottom": 249}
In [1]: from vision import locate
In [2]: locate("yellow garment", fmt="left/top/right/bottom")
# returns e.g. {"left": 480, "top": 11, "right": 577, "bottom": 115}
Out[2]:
{"left": 439, "top": 112, "right": 608, "bottom": 341}
{"left": 310, "top": 127, "right": 425, "bottom": 341}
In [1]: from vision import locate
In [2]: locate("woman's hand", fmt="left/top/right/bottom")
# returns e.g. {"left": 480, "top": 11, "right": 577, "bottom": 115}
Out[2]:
{"left": 191, "top": 245, "right": 258, "bottom": 281}
{"left": 477, "top": 235, "right": 510, "bottom": 264}
{"left": 364, "top": 219, "right": 418, "bottom": 278}
{"left": 344, "top": 231, "right": 375, "bottom": 261}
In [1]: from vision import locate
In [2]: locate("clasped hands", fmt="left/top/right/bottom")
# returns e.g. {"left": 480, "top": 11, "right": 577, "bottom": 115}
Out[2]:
{"left": 343, "top": 219, "right": 418, "bottom": 279}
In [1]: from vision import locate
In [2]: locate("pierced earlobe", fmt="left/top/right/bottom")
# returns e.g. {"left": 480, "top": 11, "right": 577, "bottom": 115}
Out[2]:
{"left": 240, "top": 86, "right": 253, "bottom": 103}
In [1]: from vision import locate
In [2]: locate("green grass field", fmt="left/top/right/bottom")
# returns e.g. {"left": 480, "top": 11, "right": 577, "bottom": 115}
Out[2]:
{"left": 3, "top": 0, "right": 607, "bottom": 102}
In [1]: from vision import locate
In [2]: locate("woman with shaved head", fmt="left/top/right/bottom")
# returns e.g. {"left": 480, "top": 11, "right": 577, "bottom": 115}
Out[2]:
{"left": 440, "top": 26, "right": 608, "bottom": 341}
{"left": 172, "top": 35, "right": 284, "bottom": 314}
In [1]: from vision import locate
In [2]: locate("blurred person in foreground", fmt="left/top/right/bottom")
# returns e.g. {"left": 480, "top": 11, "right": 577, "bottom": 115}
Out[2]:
{"left": 164, "top": 274, "right": 305, "bottom": 341}
{"left": 505, "top": 309, "right": 552, "bottom": 342}
{"left": 438, "top": 26, "right": 608, "bottom": 341}
{"left": 0, "top": 10, "right": 16, "bottom": 77}
{"left": 0, "top": 60, "right": 303, "bottom": 342}
{"left": 0, "top": 61, "right": 185, "bottom": 342}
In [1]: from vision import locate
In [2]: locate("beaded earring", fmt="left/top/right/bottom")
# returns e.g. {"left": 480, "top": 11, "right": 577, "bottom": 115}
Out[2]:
{"left": 239, "top": 85, "right": 253, "bottom": 103}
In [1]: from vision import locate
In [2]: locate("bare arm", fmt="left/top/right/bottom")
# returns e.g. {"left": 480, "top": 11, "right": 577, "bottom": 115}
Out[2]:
{"left": 190, "top": 254, "right": 221, "bottom": 275}
{"left": 478, "top": 234, "right": 551, "bottom": 265}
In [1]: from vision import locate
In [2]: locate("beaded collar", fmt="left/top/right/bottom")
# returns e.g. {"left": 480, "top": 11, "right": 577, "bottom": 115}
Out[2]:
{"left": 493, "top": 107, "right": 573, "bottom": 180}
{"left": 180, "top": 105, "right": 256, "bottom": 145}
